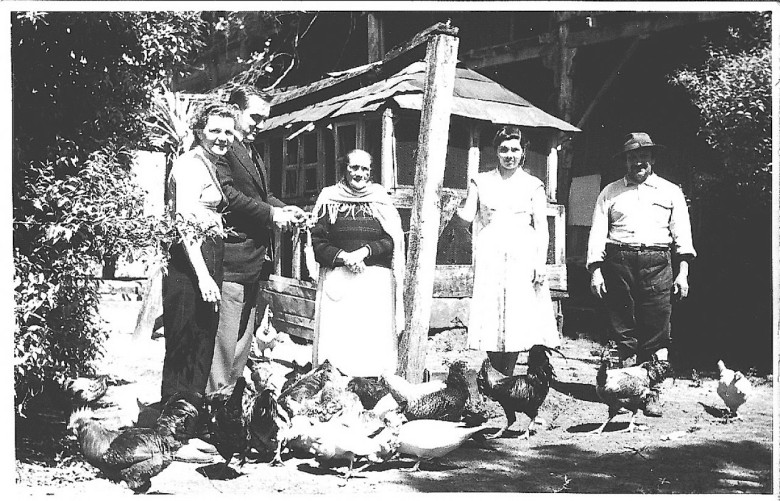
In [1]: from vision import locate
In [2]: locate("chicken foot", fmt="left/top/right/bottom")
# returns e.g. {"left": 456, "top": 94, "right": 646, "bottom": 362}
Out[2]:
{"left": 487, "top": 408, "right": 516, "bottom": 439}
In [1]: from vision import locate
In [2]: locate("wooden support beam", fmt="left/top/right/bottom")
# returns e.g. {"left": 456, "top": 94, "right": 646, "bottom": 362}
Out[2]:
{"left": 367, "top": 13, "right": 385, "bottom": 63}
{"left": 467, "top": 124, "right": 481, "bottom": 183}
{"left": 398, "top": 28, "right": 460, "bottom": 382}
{"left": 381, "top": 106, "right": 396, "bottom": 189}
{"left": 381, "top": 21, "right": 459, "bottom": 70}
{"left": 577, "top": 37, "right": 642, "bottom": 129}
{"left": 546, "top": 139, "right": 559, "bottom": 203}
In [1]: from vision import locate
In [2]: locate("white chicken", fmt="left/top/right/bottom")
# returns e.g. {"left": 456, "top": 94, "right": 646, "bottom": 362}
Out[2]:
{"left": 285, "top": 414, "right": 400, "bottom": 479}
{"left": 253, "top": 304, "right": 285, "bottom": 359}
{"left": 716, "top": 360, "right": 752, "bottom": 419}
{"left": 396, "top": 420, "right": 490, "bottom": 471}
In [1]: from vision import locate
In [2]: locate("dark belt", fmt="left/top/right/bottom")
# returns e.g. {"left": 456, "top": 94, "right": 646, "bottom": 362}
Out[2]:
{"left": 606, "top": 243, "right": 670, "bottom": 252}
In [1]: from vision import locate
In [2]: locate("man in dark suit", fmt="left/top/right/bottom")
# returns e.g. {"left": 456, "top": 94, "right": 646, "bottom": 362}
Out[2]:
{"left": 207, "top": 86, "right": 303, "bottom": 393}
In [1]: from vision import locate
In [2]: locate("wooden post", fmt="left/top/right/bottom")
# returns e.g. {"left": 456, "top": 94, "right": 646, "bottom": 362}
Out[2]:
{"left": 546, "top": 139, "right": 559, "bottom": 202}
{"left": 398, "top": 27, "right": 460, "bottom": 382}
{"left": 381, "top": 106, "right": 396, "bottom": 190}
{"left": 467, "top": 124, "right": 481, "bottom": 183}
{"left": 367, "top": 13, "right": 385, "bottom": 63}
{"left": 291, "top": 232, "right": 302, "bottom": 280}
{"left": 552, "top": 12, "right": 576, "bottom": 206}
{"left": 273, "top": 228, "right": 283, "bottom": 276}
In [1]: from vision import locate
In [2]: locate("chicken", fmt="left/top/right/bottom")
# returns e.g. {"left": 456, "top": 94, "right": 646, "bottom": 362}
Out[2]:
{"left": 477, "top": 344, "right": 564, "bottom": 439}
{"left": 278, "top": 360, "right": 350, "bottom": 420}
{"left": 592, "top": 356, "right": 670, "bottom": 434}
{"left": 63, "top": 375, "right": 108, "bottom": 407}
{"left": 285, "top": 413, "right": 401, "bottom": 480}
{"left": 205, "top": 377, "right": 249, "bottom": 473}
{"left": 383, "top": 360, "right": 469, "bottom": 422}
{"left": 68, "top": 391, "right": 201, "bottom": 493}
{"left": 717, "top": 360, "right": 752, "bottom": 419}
{"left": 252, "top": 304, "right": 285, "bottom": 360}
{"left": 396, "top": 420, "right": 490, "bottom": 471}
{"left": 346, "top": 377, "right": 390, "bottom": 410}
{"left": 245, "top": 386, "right": 290, "bottom": 466}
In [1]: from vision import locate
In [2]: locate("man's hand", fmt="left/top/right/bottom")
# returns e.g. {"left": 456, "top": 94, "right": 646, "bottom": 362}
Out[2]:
{"left": 272, "top": 207, "right": 296, "bottom": 230}
{"left": 590, "top": 268, "right": 607, "bottom": 299}
{"left": 673, "top": 274, "right": 689, "bottom": 299}
{"left": 283, "top": 205, "right": 307, "bottom": 225}
{"left": 533, "top": 265, "right": 546, "bottom": 286}
{"left": 673, "top": 260, "right": 690, "bottom": 300}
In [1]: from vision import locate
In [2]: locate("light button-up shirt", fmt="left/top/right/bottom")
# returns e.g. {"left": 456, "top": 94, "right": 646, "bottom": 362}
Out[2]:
{"left": 586, "top": 173, "right": 696, "bottom": 271}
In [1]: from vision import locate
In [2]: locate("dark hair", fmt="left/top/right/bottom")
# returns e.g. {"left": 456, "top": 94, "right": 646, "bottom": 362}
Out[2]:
{"left": 493, "top": 125, "right": 530, "bottom": 151}
{"left": 191, "top": 101, "right": 238, "bottom": 132}
{"left": 227, "top": 85, "right": 272, "bottom": 111}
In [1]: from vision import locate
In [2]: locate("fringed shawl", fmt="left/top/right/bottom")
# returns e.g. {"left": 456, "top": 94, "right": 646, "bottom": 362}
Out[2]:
{"left": 311, "top": 181, "right": 406, "bottom": 335}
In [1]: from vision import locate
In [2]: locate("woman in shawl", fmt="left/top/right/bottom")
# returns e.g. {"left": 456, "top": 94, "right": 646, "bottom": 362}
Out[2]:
{"left": 457, "top": 125, "right": 560, "bottom": 376}
{"left": 310, "top": 149, "right": 405, "bottom": 377}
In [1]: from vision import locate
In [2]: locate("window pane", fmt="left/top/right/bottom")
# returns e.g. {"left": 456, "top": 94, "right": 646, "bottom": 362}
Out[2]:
{"left": 365, "top": 120, "right": 381, "bottom": 182}
{"left": 338, "top": 124, "right": 357, "bottom": 159}
{"left": 285, "top": 170, "right": 298, "bottom": 196}
{"left": 395, "top": 117, "right": 420, "bottom": 185}
{"left": 324, "top": 130, "right": 336, "bottom": 186}
{"left": 444, "top": 122, "right": 469, "bottom": 189}
{"left": 286, "top": 138, "right": 298, "bottom": 164}
{"left": 304, "top": 168, "right": 318, "bottom": 192}
{"left": 303, "top": 133, "right": 318, "bottom": 163}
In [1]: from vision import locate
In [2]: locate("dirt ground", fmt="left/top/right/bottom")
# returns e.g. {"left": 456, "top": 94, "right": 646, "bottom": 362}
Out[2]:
{"left": 15, "top": 298, "right": 775, "bottom": 495}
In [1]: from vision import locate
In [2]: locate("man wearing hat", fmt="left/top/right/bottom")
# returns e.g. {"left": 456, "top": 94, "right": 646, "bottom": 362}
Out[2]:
{"left": 586, "top": 132, "right": 696, "bottom": 416}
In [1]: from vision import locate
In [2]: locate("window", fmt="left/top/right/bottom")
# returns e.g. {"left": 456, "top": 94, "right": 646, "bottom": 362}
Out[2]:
{"left": 282, "top": 131, "right": 321, "bottom": 198}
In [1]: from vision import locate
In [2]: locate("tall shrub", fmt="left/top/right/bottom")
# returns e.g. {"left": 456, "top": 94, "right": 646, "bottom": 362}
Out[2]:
{"left": 668, "top": 13, "right": 771, "bottom": 371}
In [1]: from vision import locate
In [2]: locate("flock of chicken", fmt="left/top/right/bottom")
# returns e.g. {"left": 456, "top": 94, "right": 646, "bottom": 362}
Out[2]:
{"left": 66, "top": 343, "right": 753, "bottom": 493}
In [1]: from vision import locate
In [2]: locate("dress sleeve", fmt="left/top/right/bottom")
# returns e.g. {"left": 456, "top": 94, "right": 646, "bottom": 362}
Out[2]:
{"left": 311, "top": 210, "right": 344, "bottom": 268}
{"left": 530, "top": 182, "right": 549, "bottom": 268}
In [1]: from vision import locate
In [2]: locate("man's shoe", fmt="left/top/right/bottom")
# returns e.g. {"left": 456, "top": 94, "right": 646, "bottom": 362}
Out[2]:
{"left": 644, "top": 389, "right": 663, "bottom": 417}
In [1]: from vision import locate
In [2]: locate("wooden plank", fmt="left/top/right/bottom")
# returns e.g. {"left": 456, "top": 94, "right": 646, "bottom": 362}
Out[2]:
{"left": 546, "top": 139, "right": 558, "bottom": 203}
{"left": 291, "top": 234, "right": 302, "bottom": 280}
{"left": 262, "top": 275, "right": 317, "bottom": 301}
{"left": 273, "top": 228, "right": 282, "bottom": 275}
{"left": 274, "top": 310, "right": 315, "bottom": 330}
{"left": 467, "top": 125, "right": 480, "bottom": 183}
{"left": 381, "top": 21, "right": 459, "bottom": 69}
{"left": 399, "top": 30, "right": 460, "bottom": 383}
{"left": 367, "top": 13, "right": 385, "bottom": 63}
{"left": 265, "top": 292, "right": 315, "bottom": 319}
{"left": 275, "top": 321, "right": 314, "bottom": 342}
{"left": 547, "top": 263, "right": 567, "bottom": 292}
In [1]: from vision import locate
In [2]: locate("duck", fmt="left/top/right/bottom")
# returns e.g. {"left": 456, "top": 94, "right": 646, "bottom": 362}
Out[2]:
{"left": 396, "top": 419, "right": 490, "bottom": 471}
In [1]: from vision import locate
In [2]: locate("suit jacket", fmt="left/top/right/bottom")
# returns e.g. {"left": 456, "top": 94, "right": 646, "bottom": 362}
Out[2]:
{"left": 215, "top": 141, "right": 286, "bottom": 284}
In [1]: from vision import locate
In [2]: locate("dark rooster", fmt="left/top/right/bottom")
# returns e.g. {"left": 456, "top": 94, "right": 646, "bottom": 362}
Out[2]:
{"left": 592, "top": 355, "right": 670, "bottom": 434}
{"left": 477, "top": 344, "right": 564, "bottom": 439}
{"left": 245, "top": 386, "right": 290, "bottom": 466}
{"left": 278, "top": 360, "right": 348, "bottom": 419}
{"left": 384, "top": 360, "right": 470, "bottom": 422}
{"left": 347, "top": 377, "right": 390, "bottom": 410}
{"left": 68, "top": 391, "right": 201, "bottom": 493}
{"left": 205, "top": 376, "right": 249, "bottom": 474}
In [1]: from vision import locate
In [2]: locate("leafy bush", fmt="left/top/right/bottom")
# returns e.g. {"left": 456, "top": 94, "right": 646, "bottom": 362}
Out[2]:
{"left": 668, "top": 13, "right": 771, "bottom": 371}
{"left": 12, "top": 11, "right": 207, "bottom": 414}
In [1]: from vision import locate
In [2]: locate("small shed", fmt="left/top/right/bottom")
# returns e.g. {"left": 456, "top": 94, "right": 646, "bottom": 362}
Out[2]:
{"left": 255, "top": 59, "right": 579, "bottom": 342}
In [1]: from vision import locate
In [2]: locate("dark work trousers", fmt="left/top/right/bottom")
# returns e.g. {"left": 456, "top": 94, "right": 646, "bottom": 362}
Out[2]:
{"left": 601, "top": 247, "right": 673, "bottom": 362}
{"left": 161, "top": 237, "right": 224, "bottom": 402}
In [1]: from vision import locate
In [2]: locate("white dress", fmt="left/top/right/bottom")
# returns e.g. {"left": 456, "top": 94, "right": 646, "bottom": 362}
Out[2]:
{"left": 467, "top": 169, "right": 560, "bottom": 352}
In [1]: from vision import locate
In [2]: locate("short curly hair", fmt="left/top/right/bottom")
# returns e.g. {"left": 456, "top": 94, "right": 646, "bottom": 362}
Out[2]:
{"left": 191, "top": 101, "right": 238, "bottom": 132}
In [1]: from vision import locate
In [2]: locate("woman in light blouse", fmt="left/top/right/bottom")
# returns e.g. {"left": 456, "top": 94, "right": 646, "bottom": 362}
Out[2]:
{"left": 161, "top": 102, "right": 237, "bottom": 402}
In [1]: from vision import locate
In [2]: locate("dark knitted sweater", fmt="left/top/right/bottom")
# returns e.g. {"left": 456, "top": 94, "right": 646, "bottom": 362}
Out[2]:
{"left": 311, "top": 204, "right": 393, "bottom": 269}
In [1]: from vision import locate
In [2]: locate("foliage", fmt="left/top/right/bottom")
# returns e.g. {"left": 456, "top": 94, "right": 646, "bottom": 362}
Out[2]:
{"left": 12, "top": 11, "right": 209, "bottom": 413}
{"left": 668, "top": 12, "right": 772, "bottom": 371}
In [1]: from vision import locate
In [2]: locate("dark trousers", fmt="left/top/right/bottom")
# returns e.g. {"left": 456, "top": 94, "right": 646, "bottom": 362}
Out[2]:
{"left": 601, "top": 247, "right": 673, "bottom": 362}
{"left": 161, "top": 237, "right": 224, "bottom": 402}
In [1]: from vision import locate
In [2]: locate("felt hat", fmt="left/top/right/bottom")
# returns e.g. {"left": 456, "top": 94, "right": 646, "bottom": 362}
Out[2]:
{"left": 614, "top": 132, "right": 665, "bottom": 157}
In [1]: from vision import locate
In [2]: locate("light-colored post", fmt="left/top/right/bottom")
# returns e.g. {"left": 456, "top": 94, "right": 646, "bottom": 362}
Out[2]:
{"left": 381, "top": 107, "right": 396, "bottom": 190}
{"left": 399, "top": 29, "right": 460, "bottom": 382}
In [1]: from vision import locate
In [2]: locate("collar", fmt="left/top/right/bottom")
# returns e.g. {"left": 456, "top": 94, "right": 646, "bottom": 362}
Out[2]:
{"left": 623, "top": 173, "right": 659, "bottom": 188}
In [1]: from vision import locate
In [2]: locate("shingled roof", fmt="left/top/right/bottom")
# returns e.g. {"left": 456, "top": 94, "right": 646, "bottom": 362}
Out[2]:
{"left": 262, "top": 60, "right": 580, "bottom": 135}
